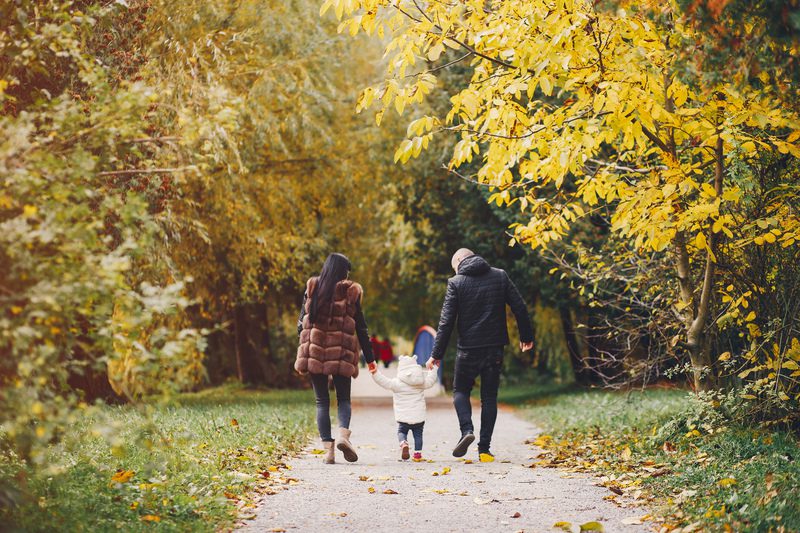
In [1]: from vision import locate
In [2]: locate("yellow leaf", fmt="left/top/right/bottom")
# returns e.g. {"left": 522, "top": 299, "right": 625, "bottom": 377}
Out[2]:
{"left": 230, "top": 418, "right": 239, "bottom": 427}
{"left": 553, "top": 522, "right": 573, "bottom": 531}
{"left": 695, "top": 232, "right": 707, "bottom": 250}
{"left": 717, "top": 478, "right": 737, "bottom": 487}
{"left": 111, "top": 470, "right": 135, "bottom": 483}
{"left": 141, "top": 515, "right": 161, "bottom": 522}
{"left": 368, "top": 487, "right": 376, "bottom": 493}
{"left": 718, "top": 352, "right": 731, "bottom": 361}
{"left": 701, "top": 183, "right": 717, "bottom": 197}
{"left": 23, "top": 205, "right": 37, "bottom": 217}
{"left": 580, "top": 521, "right": 605, "bottom": 531}
{"left": 620, "top": 446, "right": 632, "bottom": 461}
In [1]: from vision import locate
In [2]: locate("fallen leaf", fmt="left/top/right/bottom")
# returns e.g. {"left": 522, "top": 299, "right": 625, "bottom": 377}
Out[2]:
{"left": 259, "top": 471, "right": 270, "bottom": 479}
{"left": 433, "top": 489, "right": 449, "bottom": 494}
{"left": 650, "top": 468, "right": 672, "bottom": 478}
{"left": 620, "top": 446, "right": 632, "bottom": 461}
{"left": 621, "top": 517, "right": 643, "bottom": 525}
{"left": 473, "top": 497, "right": 493, "bottom": 505}
{"left": 141, "top": 515, "right": 161, "bottom": 522}
{"left": 442, "top": 467, "right": 451, "bottom": 474}
{"left": 607, "top": 485, "right": 623, "bottom": 495}
{"left": 111, "top": 470, "right": 134, "bottom": 483}
{"left": 662, "top": 441, "right": 676, "bottom": 453}
{"left": 267, "top": 466, "right": 279, "bottom": 472}
{"left": 553, "top": 521, "right": 572, "bottom": 531}
{"left": 368, "top": 487, "right": 376, "bottom": 494}
{"left": 224, "top": 491, "right": 238, "bottom": 500}
{"left": 269, "top": 529, "right": 286, "bottom": 533}
{"left": 579, "top": 521, "right": 604, "bottom": 531}
{"left": 231, "top": 418, "right": 239, "bottom": 427}
{"left": 512, "top": 512, "right": 521, "bottom": 518}
{"left": 358, "top": 475, "right": 371, "bottom": 482}
{"left": 718, "top": 477, "right": 737, "bottom": 487}
{"left": 383, "top": 489, "right": 398, "bottom": 494}
{"left": 464, "top": 460, "right": 473, "bottom": 464}
{"left": 329, "top": 512, "right": 347, "bottom": 517}
{"left": 310, "top": 449, "right": 325, "bottom": 455}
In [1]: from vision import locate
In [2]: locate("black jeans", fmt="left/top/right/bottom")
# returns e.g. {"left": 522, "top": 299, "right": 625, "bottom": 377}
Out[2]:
{"left": 452, "top": 347, "right": 503, "bottom": 453}
{"left": 309, "top": 374, "right": 351, "bottom": 442}
{"left": 397, "top": 421, "right": 424, "bottom": 451}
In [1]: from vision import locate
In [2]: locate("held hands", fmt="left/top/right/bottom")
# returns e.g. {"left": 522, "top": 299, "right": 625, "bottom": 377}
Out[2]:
{"left": 519, "top": 341, "right": 534, "bottom": 352}
{"left": 426, "top": 358, "right": 441, "bottom": 370}
{"left": 367, "top": 362, "right": 378, "bottom": 374}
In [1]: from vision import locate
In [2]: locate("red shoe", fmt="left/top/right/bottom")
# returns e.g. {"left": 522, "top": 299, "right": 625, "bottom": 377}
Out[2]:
{"left": 412, "top": 452, "right": 423, "bottom": 461}
{"left": 400, "top": 441, "right": 410, "bottom": 460}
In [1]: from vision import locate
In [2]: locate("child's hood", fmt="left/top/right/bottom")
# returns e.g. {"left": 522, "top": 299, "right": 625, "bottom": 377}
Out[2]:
{"left": 397, "top": 355, "right": 425, "bottom": 387}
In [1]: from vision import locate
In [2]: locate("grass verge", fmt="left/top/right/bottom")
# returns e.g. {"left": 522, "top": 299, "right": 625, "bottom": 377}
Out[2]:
{"left": 501, "top": 385, "right": 800, "bottom": 532}
{"left": 1, "top": 385, "right": 314, "bottom": 532}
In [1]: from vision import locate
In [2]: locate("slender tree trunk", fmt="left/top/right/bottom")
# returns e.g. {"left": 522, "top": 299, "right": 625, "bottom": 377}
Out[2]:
{"left": 233, "top": 306, "right": 245, "bottom": 383}
{"left": 559, "top": 305, "right": 591, "bottom": 385}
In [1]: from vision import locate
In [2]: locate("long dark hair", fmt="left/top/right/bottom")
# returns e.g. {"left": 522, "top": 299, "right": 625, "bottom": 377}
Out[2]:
{"left": 310, "top": 253, "right": 352, "bottom": 324}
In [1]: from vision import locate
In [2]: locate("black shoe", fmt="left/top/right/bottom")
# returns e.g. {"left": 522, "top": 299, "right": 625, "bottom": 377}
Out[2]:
{"left": 452, "top": 432, "right": 475, "bottom": 457}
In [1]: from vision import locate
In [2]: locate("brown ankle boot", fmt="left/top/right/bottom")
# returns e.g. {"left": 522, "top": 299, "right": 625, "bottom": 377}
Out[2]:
{"left": 336, "top": 428, "right": 358, "bottom": 462}
{"left": 323, "top": 440, "right": 335, "bottom": 464}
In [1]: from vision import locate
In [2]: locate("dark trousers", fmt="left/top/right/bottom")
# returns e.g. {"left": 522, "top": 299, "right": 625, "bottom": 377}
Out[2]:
{"left": 309, "top": 374, "right": 351, "bottom": 442}
{"left": 397, "top": 421, "right": 424, "bottom": 451}
{"left": 452, "top": 347, "right": 503, "bottom": 453}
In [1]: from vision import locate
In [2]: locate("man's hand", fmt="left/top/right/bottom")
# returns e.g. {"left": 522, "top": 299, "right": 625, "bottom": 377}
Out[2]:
{"left": 426, "top": 358, "right": 441, "bottom": 370}
{"left": 520, "top": 341, "right": 534, "bottom": 352}
{"left": 367, "top": 362, "right": 378, "bottom": 374}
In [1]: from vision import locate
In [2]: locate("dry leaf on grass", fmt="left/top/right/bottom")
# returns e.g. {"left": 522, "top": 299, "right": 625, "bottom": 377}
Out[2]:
{"left": 383, "top": 489, "right": 398, "bottom": 494}
{"left": 111, "top": 469, "right": 134, "bottom": 483}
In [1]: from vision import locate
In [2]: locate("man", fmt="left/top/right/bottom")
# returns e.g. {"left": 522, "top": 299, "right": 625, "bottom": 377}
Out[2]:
{"left": 427, "top": 248, "right": 534, "bottom": 462}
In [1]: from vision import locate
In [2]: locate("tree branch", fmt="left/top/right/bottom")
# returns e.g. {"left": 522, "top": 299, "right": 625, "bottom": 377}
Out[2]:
{"left": 98, "top": 167, "right": 195, "bottom": 177}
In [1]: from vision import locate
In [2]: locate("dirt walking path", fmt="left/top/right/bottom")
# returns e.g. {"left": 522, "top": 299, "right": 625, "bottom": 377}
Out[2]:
{"left": 240, "top": 396, "right": 649, "bottom": 532}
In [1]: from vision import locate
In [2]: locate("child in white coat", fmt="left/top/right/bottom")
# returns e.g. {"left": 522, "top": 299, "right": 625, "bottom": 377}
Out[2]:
{"left": 370, "top": 354, "right": 439, "bottom": 461}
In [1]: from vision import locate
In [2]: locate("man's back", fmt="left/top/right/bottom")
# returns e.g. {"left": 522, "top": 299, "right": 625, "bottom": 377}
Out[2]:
{"left": 431, "top": 254, "right": 533, "bottom": 358}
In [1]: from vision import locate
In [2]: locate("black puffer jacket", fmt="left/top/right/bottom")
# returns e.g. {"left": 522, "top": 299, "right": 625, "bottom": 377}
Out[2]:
{"left": 431, "top": 255, "right": 533, "bottom": 360}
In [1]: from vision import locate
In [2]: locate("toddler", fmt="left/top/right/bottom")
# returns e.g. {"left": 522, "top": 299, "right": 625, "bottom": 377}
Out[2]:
{"left": 370, "top": 354, "right": 439, "bottom": 461}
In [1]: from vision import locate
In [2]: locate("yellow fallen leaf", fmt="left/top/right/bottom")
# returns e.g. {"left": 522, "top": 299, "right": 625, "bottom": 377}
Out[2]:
{"left": 620, "top": 446, "right": 632, "bottom": 461}
{"left": 111, "top": 470, "right": 134, "bottom": 483}
{"left": 368, "top": 487, "right": 376, "bottom": 494}
{"left": 141, "top": 515, "right": 160, "bottom": 522}
{"left": 553, "top": 521, "right": 572, "bottom": 531}
{"left": 718, "top": 477, "right": 737, "bottom": 487}
{"left": 580, "top": 521, "right": 604, "bottom": 531}
{"left": 310, "top": 449, "right": 325, "bottom": 455}
{"left": 358, "top": 475, "right": 371, "bottom": 481}
{"left": 230, "top": 418, "right": 239, "bottom": 427}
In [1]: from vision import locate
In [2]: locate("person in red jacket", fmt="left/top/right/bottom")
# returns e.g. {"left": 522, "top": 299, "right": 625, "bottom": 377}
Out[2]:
{"left": 379, "top": 337, "right": 394, "bottom": 368}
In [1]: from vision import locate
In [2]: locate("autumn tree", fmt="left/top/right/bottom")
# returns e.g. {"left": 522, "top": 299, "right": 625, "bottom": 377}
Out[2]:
{"left": 322, "top": 0, "right": 800, "bottom": 398}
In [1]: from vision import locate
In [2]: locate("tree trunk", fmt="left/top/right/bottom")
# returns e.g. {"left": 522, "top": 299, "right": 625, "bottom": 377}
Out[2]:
{"left": 559, "top": 305, "right": 592, "bottom": 385}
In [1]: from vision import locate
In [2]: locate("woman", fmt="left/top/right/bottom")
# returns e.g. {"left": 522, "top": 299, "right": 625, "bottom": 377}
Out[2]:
{"left": 296, "top": 253, "right": 376, "bottom": 464}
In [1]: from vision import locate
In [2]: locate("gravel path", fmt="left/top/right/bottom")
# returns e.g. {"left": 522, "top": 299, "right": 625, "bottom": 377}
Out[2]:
{"left": 241, "top": 396, "right": 650, "bottom": 532}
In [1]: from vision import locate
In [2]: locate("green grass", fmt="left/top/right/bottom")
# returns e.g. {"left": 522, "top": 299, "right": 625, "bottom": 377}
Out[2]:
{"left": 1, "top": 385, "right": 314, "bottom": 532}
{"left": 502, "top": 385, "right": 800, "bottom": 531}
